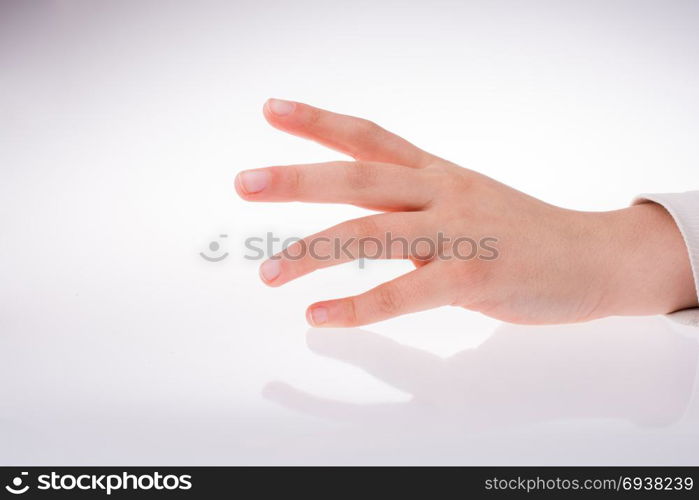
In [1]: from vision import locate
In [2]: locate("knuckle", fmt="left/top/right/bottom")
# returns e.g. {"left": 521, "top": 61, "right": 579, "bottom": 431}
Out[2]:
{"left": 347, "top": 119, "right": 381, "bottom": 157}
{"left": 442, "top": 261, "right": 484, "bottom": 309}
{"left": 443, "top": 259, "right": 473, "bottom": 285}
{"left": 305, "top": 106, "right": 322, "bottom": 128}
{"left": 447, "top": 259, "right": 489, "bottom": 291}
{"left": 344, "top": 297, "right": 359, "bottom": 325}
{"left": 374, "top": 283, "right": 403, "bottom": 315}
{"left": 268, "top": 166, "right": 302, "bottom": 195}
{"left": 347, "top": 216, "right": 380, "bottom": 239}
{"left": 344, "top": 162, "right": 378, "bottom": 190}
{"left": 360, "top": 119, "right": 380, "bottom": 134}
{"left": 286, "top": 166, "right": 302, "bottom": 195}
{"left": 434, "top": 167, "right": 471, "bottom": 193}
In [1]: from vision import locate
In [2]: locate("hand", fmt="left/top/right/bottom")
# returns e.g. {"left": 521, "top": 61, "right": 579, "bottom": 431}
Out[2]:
{"left": 236, "top": 99, "right": 697, "bottom": 327}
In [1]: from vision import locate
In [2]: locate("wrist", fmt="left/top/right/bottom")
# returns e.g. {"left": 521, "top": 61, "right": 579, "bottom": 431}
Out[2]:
{"left": 596, "top": 202, "right": 697, "bottom": 316}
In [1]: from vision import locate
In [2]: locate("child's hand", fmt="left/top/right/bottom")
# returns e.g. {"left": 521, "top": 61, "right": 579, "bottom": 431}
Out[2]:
{"left": 236, "top": 99, "right": 697, "bottom": 327}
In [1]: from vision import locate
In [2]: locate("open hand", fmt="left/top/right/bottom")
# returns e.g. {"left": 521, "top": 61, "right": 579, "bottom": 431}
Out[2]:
{"left": 236, "top": 99, "right": 696, "bottom": 327}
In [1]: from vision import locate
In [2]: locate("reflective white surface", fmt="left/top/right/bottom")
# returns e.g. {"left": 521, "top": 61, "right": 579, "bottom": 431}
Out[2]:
{"left": 2, "top": 303, "right": 699, "bottom": 464}
{"left": 2, "top": 0, "right": 699, "bottom": 465}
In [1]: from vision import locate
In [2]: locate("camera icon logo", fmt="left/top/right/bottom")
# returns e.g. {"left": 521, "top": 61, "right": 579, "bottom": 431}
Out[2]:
{"left": 200, "top": 234, "right": 229, "bottom": 262}
{"left": 5, "top": 472, "right": 29, "bottom": 495}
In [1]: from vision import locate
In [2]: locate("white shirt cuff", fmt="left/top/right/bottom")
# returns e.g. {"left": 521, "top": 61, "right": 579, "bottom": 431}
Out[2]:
{"left": 633, "top": 191, "right": 699, "bottom": 326}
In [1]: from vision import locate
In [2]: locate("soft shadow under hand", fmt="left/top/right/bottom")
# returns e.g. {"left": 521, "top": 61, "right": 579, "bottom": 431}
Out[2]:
{"left": 263, "top": 317, "right": 699, "bottom": 431}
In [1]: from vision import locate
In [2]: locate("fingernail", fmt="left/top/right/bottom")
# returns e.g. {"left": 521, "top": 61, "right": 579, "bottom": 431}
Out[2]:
{"left": 259, "top": 259, "right": 281, "bottom": 283}
{"left": 308, "top": 306, "right": 328, "bottom": 326}
{"left": 238, "top": 170, "right": 269, "bottom": 194}
{"left": 267, "top": 98, "right": 295, "bottom": 116}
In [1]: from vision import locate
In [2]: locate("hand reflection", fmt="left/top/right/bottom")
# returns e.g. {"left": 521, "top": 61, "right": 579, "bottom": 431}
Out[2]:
{"left": 264, "top": 317, "right": 699, "bottom": 430}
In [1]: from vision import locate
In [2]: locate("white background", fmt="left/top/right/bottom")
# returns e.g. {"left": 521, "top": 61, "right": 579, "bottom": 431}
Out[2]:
{"left": 1, "top": 0, "right": 699, "bottom": 464}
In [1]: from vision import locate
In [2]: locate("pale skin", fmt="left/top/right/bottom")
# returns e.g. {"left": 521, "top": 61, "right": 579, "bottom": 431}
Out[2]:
{"left": 235, "top": 99, "right": 698, "bottom": 327}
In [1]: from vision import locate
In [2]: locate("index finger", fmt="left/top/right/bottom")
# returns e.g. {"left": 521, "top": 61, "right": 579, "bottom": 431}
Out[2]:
{"left": 263, "top": 98, "right": 436, "bottom": 168}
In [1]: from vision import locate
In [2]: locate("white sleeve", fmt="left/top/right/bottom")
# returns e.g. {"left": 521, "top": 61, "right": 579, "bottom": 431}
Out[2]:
{"left": 633, "top": 191, "right": 699, "bottom": 327}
